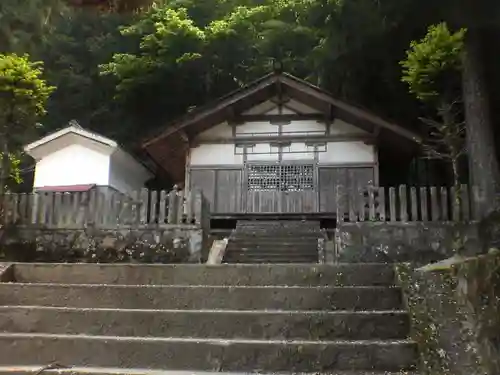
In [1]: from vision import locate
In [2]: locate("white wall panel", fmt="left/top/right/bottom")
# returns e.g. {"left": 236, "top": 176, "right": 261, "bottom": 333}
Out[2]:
{"left": 190, "top": 144, "right": 243, "bottom": 165}
{"left": 196, "top": 122, "right": 232, "bottom": 140}
{"left": 318, "top": 142, "right": 375, "bottom": 164}
{"left": 329, "top": 119, "right": 368, "bottom": 135}
{"left": 34, "top": 144, "right": 110, "bottom": 188}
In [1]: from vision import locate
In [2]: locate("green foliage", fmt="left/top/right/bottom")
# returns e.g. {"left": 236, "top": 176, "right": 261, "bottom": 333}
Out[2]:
{"left": 100, "top": 6, "right": 206, "bottom": 93}
{"left": 99, "top": 0, "right": 320, "bottom": 109}
{"left": 0, "top": 53, "right": 55, "bottom": 130}
{"left": 0, "top": 0, "right": 68, "bottom": 54}
{"left": 1, "top": 0, "right": 498, "bottom": 191}
{"left": 0, "top": 53, "right": 54, "bottom": 187}
{"left": 401, "top": 23, "right": 466, "bottom": 102}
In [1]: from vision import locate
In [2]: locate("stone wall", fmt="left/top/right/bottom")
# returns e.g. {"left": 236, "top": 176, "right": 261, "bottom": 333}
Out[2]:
{"left": 396, "top": 255, "right": 500, "bottom": 375}
{"left": 0, "top": 224, "right": 205, "bottom": 263}
{"left": 335, "top": 221, "right": 480, "bottom": 264}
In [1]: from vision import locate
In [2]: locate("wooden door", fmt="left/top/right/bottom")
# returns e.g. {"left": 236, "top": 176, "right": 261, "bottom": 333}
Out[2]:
{"left": 245, "top": 163, "right": 317, "bottom": 213}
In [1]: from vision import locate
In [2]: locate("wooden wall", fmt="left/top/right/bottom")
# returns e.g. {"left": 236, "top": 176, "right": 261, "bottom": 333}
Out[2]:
{"left": 190, "top": 165, "right": 375, "bottom": 215}
{"left": 190, "top": 168, "right": 244, "bottom": 213}
{"left": 318, "top": 166, "right": 375, "bottom": 213}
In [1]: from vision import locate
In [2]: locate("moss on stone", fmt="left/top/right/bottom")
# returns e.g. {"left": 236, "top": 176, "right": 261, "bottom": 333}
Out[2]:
{"left": 396, "top": 252, "right": 500, "bottom": 375}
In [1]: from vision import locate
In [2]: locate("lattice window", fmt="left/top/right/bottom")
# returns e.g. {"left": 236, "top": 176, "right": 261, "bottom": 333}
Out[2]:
{"left": 246, "top": 164, "right": 314, "bottom": 192}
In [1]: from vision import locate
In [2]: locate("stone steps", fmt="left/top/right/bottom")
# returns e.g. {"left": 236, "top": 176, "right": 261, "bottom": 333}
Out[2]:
{"left": 225, "top": 247, "right": 318, "bottom": 254}
{"left": 223, "top": 255, "right": 318, "bottom": 264}
{"left": 223, "top": 258, "right": 319, "bottom": 264}
{"left": 0, "top": 262, "right": 416, "bottom": 373}
{"left": 236, "top": 220, "right": 320, "bottom": 227}
{"left": 224, "top": 220, "right": 321, "bottom": 264}
{"left": 227, "top": 239, "right": 319, "bottom": 245}
{"left": 231, "top": 233, "right": 322, "bottom": 238}
{"left": 9, "top": 263, "right": 396, "bottom": 286}
{"left": 0, "top": 333, "right": 417, "bottom": 372}
{"left": 0, "top": 367, "right": 419, "bottom": 375}
{"left": 0, "top": 284, "right": 402, "bottom": 311}
{"left": 0, "top": 306, "right": 409, "bottom": 340}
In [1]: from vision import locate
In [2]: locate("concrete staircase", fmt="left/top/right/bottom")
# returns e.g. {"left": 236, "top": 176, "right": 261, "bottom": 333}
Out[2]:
{"left": 223, "top": 220, "right": 322, "bottom": 263}
{"left": 0, "top": 263, "right": 417, "bottom": 375}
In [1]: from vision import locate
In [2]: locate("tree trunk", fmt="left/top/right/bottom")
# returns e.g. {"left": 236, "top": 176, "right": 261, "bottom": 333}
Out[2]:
{"left": 462, "top": 27, "right": 500, "bottom": 218}
{"left": 451, "top": 156, "right": 462, "bottom": 206}
{"left": 0, "top": 136, "right": 6, "bottom": 196}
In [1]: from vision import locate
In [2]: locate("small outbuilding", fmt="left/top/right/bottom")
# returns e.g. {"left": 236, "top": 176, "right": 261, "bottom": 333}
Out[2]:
{"left": 24, "top": 121, "right": 152, "bottom": 194}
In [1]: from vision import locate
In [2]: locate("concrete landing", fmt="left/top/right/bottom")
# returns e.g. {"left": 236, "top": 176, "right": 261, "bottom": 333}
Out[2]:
{"left": 0, "top": 367, "right": 418, "bottom": 375}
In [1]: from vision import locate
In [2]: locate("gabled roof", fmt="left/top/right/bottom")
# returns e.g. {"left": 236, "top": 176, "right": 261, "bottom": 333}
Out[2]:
{"left": 24, "top": 121, "right": 118, "bottom": 154}
{"left": 142, "top": 71, "right": 422, "bottom": 148}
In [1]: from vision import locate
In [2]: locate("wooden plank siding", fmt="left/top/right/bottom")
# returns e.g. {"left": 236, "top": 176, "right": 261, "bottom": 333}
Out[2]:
{"left": 190, "top": 168, "right": 243, "bottom": 214}
{"left": 216, "top": 169, "right": 243, "bottom": 213}
{"left": 318, "top": 166, "right": 375, "bottom": 213}
{"left": 190, "top": 165, "right": 375, "bottom": 214}
{"left": 188, "top": 166, "right": 475, "bottom": 222}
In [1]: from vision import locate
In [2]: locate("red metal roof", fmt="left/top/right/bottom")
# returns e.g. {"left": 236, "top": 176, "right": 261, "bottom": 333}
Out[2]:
{"left": 36, "top": 184, "right": 96, "bottom": 192}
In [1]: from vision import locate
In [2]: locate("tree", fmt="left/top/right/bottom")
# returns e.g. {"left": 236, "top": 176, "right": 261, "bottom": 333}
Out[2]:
{"left": 401, "top": 23, "right": 466, "bottom": 202}
{"left": 0, "top": 0, "right": 68, "bottom": 54}
{"left": 444, "top": 0, "right": 500, "bottom": 217}
{"left": 0, "top": 53, "right": 55, "bottom": 192}
{"left": 99, "top": 0, "right": 321, "bottom": 137}
{"left": 37, "top": 8, "right": 133, "bottom": 139}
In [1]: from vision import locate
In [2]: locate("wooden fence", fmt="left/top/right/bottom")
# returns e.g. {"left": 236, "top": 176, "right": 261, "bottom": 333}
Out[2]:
{"left": 0, "top": 188, "right": 209, "bottom": 228}
{"left": 336, "top": 184, "right": 476, "bottom": 223}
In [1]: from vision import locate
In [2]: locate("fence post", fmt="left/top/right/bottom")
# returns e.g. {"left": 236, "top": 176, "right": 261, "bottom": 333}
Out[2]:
{"left": 202, "top": 192, "right": 211, "bottom": 231}
{"left": 389, "top": 187, "right": 396, "bottom": 222}
{"left": 11, "top": 193, "right": 19, "bottom": 224}
{"left": 167, "top": 190, "right": 178, "bottom": 224}
{"left": 420, "top": 187, "right": 428, "bottom": 221}
{"left": 18, "top": 193, "right": 28, "bottom": 224}
{"left": 149, "top": 190, "right": 158, "bottom": 224}
{"left": 87, "top": 190, "right": 97, "bottom": 225}
{"left": 450, "top": 186, "right": 460, "bottom": 221}
{"left": 430, "top": 187, "right": 439, "bottom": 221}
{"left": 348, "top": 187, "right": 356, "bottom": 222}
{"left": 368, "top": 185, "right": 376, "bottom": 220}
{"left": 193, "top": 189, "right": 203, "bottom": 225}
{"left": 177, "top": 191, "right": 185, "bottom": 224}
{"left": 440, "top": 187, "right": 449, "bottom": 221}
{"left": 45, "top": 193, "right": 54, "bottom": 227}
{"left": 1, "top": 193, "right": 11, "bottom": 224}
{"left": 158, "top": 190, "right": 167, "bottom": 224}
{"left": 377, "top": 186, "right": 386, "bottom": 221}
{"left": 139, "top": 188, "right": 148, "bottom": 224}
{"left": 31, "top": 193, "right": 39, "bottom": 224}
{"left": 410, "top": 186, "right": 418, "bottom": 222}
{"left": 335, "top": 185, "right": 345, "bottom": 224}
{"left": 185, "top": 191, "right": 194, "bottom": 224}
{"left": 399, "top": 185, "right": 408, "bottom": 222}
{"left": 54, "top": 192, "right": 63, "bottom": 227}
{"left": 358, "top": 186, "right": 366, "bottom": 222}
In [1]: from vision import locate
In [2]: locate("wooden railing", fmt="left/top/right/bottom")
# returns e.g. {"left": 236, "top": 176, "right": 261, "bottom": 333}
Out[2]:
{"left": 0, "top": 188, "right": 209, "bottom": 228}
{"left": 336, "top": 184, "right": 476, "bottom": 223}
